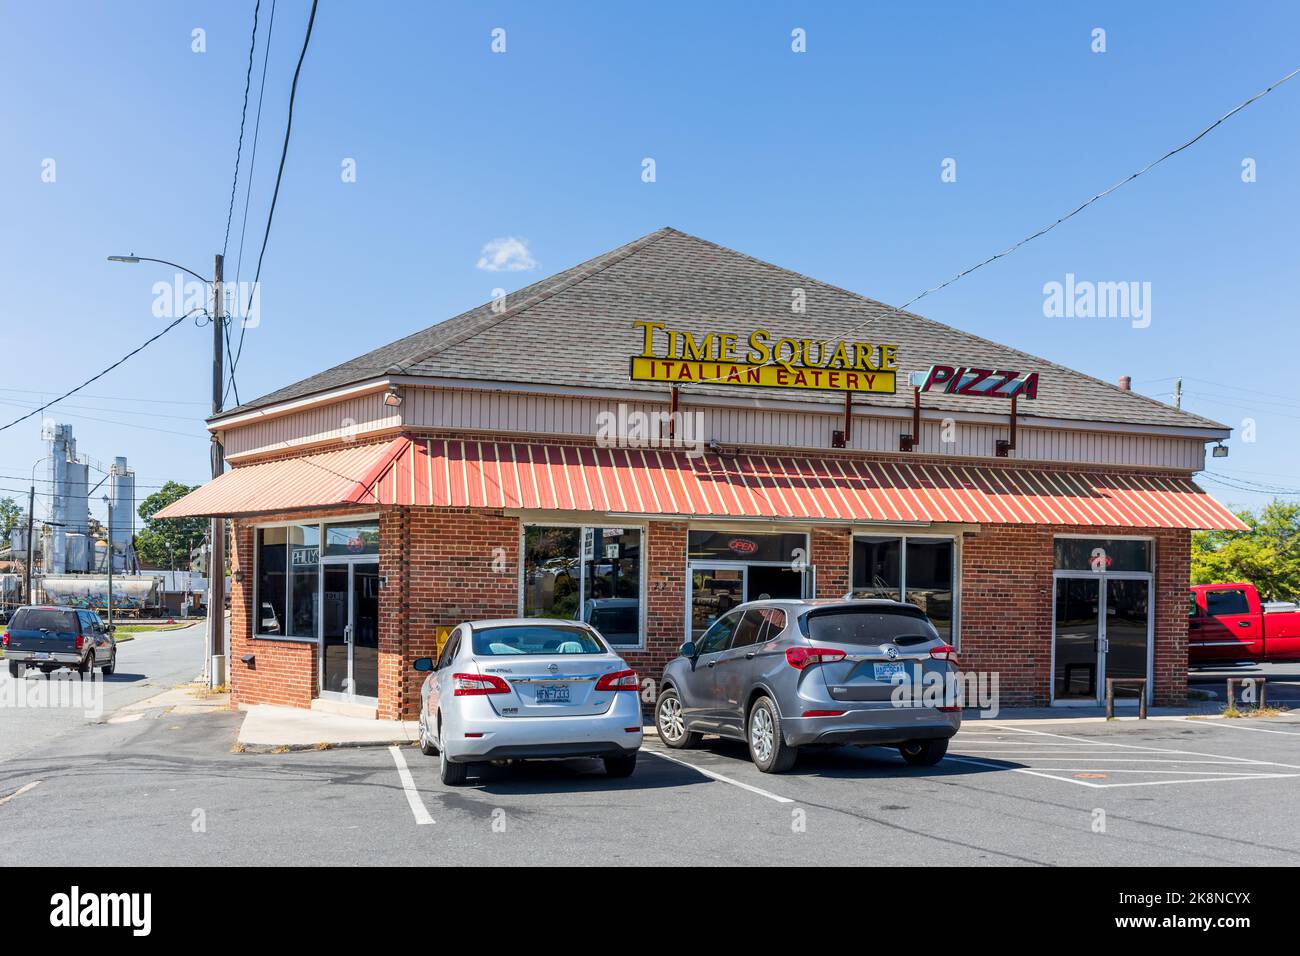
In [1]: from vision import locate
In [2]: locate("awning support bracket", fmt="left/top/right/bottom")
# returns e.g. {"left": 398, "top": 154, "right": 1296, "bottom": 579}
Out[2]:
{"left": 995, "top": 393, "right": 1019, "bottom": 457}
{"left": 832, "top": 391, "right": 852, "bottom": 448}
{"left": 899, "top": 387, "right": 921, "bottom": 452}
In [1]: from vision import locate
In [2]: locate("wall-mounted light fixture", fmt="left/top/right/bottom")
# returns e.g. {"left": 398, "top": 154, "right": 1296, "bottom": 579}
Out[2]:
{"left": 233, "top": 568, "right": 244, "bottom": 583}
{"left": 1212, "top": 443, "right": 1229, "bottom": 458}
{"left": 383, "top": 386, "right": 404, "bottom": 407}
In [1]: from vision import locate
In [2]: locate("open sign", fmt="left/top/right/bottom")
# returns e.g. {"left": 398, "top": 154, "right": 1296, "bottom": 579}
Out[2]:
{"left": 728, "top": 538, "right": 758, "bottom": 555}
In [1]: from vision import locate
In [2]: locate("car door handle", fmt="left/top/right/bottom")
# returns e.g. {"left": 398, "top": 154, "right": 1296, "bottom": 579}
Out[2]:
{"left": 745, "top": 652, "right": 756, "bottom": 660}
{"left": 1237, "top": 621, "right": 1251, "bottom": 628}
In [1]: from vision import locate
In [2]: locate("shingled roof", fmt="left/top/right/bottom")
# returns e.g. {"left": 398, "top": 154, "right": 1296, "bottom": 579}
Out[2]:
{"left": 219, "top": 227, "right": 1225, "bottom": 432}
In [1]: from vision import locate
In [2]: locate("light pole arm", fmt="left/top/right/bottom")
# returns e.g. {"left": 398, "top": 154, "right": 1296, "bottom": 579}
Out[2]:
{"left": 107, "top": 255, "right": 212, "bottom": 285}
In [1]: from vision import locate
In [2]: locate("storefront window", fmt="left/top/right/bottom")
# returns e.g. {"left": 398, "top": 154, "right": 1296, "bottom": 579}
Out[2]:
{"left": 852, "top": 536, "right": 902, "bottom": 600}
{"left": 287, "top": 524, "right": 320, "bottom": 638}
{"left": 688, "top": 530, "right": 806, "bottom": 564}
{"left": 256, "top": 527, "right": 288, "bottom": 635}
{"left": 1054, "top": 538, "right": 1151, "bottom": 573}
{"left": 523, "top": 525, "right": 643, "bottom": 647}
{"left": 852, "top": 535, "right": 955, "bottom": 641}
{"left": 323, "top": 520, "right": 379, "bottom": 557}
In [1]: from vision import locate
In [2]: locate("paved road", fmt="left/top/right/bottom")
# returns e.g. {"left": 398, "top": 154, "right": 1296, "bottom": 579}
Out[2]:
{"left": 1190, "top": 661, "right": 1300, "bottom": 704}
{"left": 0, "top": 623, "right": 206, "bottom": 763}
{"left": 2, "top": 701, "right": 1298, "bottom": 866}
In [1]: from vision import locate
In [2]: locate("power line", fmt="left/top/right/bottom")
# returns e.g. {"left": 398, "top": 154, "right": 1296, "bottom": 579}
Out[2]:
{"left": 680, "top": 64, "right": 1300, "bottom": 391}
{"left": 229, "top": 0, "right": 318, "bottom": 398}
{"left": 0, "top": 386, "right": 208, "bottom": 407}
{"left": 0, "top": 310, "right": 204, "bottom": 435}
{"left": 222, "top": 0, "right": 262, "bottom": 260}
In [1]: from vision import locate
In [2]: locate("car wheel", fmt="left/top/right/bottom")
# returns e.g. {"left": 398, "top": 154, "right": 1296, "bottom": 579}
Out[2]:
{"left": 102, "top": 650, "right": 116, "bottom": 676}
{"left": 655, "top": 689, "right": 701, "bottom": 749}
{"left": 77, "top": 654, "right": 92, "bottom": 677}
{"left": 899, "top": 738, "right": 948, "bottom": 767}
{"left": 603, "top": 753, "right": 637, "bottom": 778}
{"left": 7, "top": 660, "right": 24, "bottom": 678}
{"left": 418, "top": 714, "right": 438, "bottom": 756}
{"left": 748, "top": 696, "right": 797, "bottom": 773}
{"left": 437, "top": 720, "right": 468, "bottom": 786}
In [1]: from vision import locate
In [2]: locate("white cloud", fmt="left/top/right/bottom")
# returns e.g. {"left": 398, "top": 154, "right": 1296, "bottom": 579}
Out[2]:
{"left": 476, "top": 236, "right": 537, "bottom": 272}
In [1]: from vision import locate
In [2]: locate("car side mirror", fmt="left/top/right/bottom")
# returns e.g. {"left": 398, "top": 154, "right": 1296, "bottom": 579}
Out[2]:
{"left": 679, "top": 641, "right": 697, "bottom": 659}
{"left": 106, "top": 624, "right": 116, "bottom": 633}
{"left": 412, "top": 657, "right": 434, "bottom": 672}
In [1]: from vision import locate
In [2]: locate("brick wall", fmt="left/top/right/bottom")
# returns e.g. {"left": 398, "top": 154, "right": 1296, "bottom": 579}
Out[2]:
{"left": 959, "top": 525, "right": 1191, "bottom": 707}
{"left": 811, "top": 526, "right": 851, "bottom": 598}
{"left": 229, "top": 520, "right": 317, "bottom": 709}
{"left": 621, "top": 521, "right": 687, "bottom": 682}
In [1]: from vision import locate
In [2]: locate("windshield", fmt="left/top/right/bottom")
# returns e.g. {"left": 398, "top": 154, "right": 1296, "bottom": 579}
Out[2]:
{"left": 806, "top": 609, "right": 939, "bottom": 647}
{"left": 11, "top": 608, "right": 79, "bottom": 632}
{"left": 472, "top": 625, "right": 606, "bottom": 656}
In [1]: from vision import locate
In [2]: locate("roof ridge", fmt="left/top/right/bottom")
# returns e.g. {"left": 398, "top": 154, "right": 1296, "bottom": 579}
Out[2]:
{"left": 387, "top": 227, "right": 678, "bottom": 374}
{"left": 665, "top": 229, "right": 1224, "bottom": 430}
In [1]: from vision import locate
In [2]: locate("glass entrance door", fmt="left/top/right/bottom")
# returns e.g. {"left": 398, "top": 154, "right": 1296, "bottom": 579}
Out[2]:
{"left": 1052, "top": 575, "right": 1152, "bottom": 704}
{"left": 1054, "top": 578, "right": 1101, "bottom": 701}
{"left": 320, "top": 561, "right": 380, "bottom": 701}
{"left": 689, "top": 566, "right": 745, "bottom": 640}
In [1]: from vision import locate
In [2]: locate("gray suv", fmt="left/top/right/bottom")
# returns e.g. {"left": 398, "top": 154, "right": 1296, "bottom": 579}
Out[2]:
{"left": 656, "top": 599, "right": 961, "bottom": 773}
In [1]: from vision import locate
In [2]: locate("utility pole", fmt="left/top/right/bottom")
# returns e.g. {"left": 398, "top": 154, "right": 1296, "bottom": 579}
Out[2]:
{"left": 24, "top": 486, "right": 35, "bottom": 604}
{"left": 209, "top": 253, "right": 227, "bottom": 689}
{"left": 1173, "top": 378, "right": 1183, "bottom": 410}
{"left": 104, "top": 496, "right": 114, "bottom": 631}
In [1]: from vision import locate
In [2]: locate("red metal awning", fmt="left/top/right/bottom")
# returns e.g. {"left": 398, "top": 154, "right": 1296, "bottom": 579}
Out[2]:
{"left": 156, "top": 436, "right": 1246, "bottom": 531}
{"left": 153, "top": 437, "right": 409, "bottom": 519}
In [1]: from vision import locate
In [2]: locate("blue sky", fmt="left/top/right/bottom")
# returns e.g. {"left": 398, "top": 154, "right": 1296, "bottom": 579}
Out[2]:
{"left": 1, "top": 0, "right": 1297, "bottom": 525}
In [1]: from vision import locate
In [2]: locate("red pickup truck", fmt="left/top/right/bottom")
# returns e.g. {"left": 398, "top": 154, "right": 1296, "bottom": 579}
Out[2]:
{"left": 1188, "top": 583, "right": 1300, "bottom": 666}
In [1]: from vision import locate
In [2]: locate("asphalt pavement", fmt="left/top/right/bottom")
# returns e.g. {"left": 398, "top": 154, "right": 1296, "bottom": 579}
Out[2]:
{"left": 1, "top": 695, "right": 1298, "bottom": 866}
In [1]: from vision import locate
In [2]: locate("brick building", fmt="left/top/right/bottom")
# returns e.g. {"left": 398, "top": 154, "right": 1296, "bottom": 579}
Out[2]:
{"left": 158, "top": 228, "right": 1244, "bottom": 718}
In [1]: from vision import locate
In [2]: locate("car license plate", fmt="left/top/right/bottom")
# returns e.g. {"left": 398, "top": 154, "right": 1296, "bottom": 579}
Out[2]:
{"left": 873, "top": 662, "right": 906, "bottom": 681}
{"left": 535, "top": 684, "right": 571, "bottom": 704}
{"left": 32, "top": 652, "right": 51, "bottom": 661}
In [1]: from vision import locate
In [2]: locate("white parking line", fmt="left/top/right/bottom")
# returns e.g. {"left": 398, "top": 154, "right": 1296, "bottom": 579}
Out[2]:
{"left": 388, "top": 746, "right": 434, "bottom": 825}
{"left": 0, "top": 781, "right": 42, "bottom": 806}
{"left": 648, "top": 750, "right": 794, "bottom": 804}
{"left": 981, "top": 724, "right": 1300, "bottom": 770}
{"left": 1175, "top": 720, "right": 1300, "bottom": 737}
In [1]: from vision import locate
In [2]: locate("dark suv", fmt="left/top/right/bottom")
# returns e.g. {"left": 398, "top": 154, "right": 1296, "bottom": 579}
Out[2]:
{"left": 3, "top": 606, "right": 117, "bottom": 677}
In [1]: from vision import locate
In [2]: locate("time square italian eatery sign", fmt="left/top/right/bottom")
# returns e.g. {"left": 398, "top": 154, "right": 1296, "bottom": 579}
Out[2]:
{"left": 628, "top": 321, "right": 898, "bottom": 394}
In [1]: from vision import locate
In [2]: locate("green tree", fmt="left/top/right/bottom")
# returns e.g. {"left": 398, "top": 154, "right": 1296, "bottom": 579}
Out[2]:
{"left": 0, "top": 496, "right": 21, "bottom": 538}
{"left": 136, "top": 481, "right": 206, "bottom": 570}
{"left": 1191, "top": 499, "right": 1300, "bottom": 602}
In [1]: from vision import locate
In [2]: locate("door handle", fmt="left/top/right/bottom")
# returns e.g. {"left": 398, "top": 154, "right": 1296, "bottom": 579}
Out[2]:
{"left": 706, "top": 660, "right": 716, "bottom": 668}
{"left": 1236, "top": 621, "right": 1251, "bottom": 628}
{"left": 745, "top": 652, "right": 756, "bottom": 660}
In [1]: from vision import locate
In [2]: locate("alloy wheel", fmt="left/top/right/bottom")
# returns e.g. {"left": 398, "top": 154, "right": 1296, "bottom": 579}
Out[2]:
{"left": 658, "top": 695, "right": 685, "bottom": 742}
{"left": 750, "top": 705, "right": 774, "bottom": 763}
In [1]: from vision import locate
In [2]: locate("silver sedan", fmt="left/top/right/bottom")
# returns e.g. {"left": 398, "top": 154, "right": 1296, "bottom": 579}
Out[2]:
{"left": 414, "top": 619, "right": 643, "bottom": 785}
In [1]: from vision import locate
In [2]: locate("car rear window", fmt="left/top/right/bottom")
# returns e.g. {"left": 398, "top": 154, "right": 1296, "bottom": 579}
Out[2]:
{"left": 805, "top": 609, "right": 939, "bottom": 646}
{"left": 473, "top": 625, "right": 606, "bottom": 656}
{"left": 11, "top": 608, "right": 79, "bottom": 632}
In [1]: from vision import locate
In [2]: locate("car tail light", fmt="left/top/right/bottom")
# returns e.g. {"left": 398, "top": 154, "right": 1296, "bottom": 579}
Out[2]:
{"left": 929, "top": 643, "right": 959, "bottom": 665}
{"left": 1, "top": 633, "right": 7, "bottom": 647}
{"left": 801, "top": 709, "right": 846, "bottom": 718}
{"left": 75, "top": 635, "right": 85, "bottom": 650}
{"left": 785, "top": 646, "right": 846, "bottom": 669}
{"left": 624, "top": 727, "right": 641, "bottom": 733}
{"left": 595, "top": 669, "right": 639, "bottom": 691}
{"left": 938, "top": 705, "right": 961, "bottom": 713}
{"left": 452, "top": 672, "right": 510, "bottom": 696}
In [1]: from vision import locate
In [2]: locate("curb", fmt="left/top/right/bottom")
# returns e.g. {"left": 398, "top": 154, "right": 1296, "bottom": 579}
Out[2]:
{"left": 237, "top": 739, "right": 414, "bottom": 754}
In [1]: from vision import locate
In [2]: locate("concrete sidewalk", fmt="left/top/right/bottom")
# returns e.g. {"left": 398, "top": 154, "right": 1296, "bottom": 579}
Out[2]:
{"left": 236, "top": 704, "right": 419, "bottom": 752}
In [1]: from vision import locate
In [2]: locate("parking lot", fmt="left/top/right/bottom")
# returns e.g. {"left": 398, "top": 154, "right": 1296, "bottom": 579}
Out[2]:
{"left": 2, "top": 701, "right": 1298, "bottom": 867}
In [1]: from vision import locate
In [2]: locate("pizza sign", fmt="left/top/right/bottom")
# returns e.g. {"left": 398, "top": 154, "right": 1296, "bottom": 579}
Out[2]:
{"left": 916, "top": 365, "right": 1039, "bottom": 399}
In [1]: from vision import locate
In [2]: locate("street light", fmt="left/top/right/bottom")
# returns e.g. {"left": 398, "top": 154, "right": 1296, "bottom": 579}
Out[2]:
{"left": 108, "top": 251, "right": 226, "bottom": 687}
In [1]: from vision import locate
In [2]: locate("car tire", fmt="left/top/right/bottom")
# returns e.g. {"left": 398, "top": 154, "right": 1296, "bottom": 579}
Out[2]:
{"left": 7, "top": 660, "right": 23, "bottom": 678}
{"left": 899, "top": 738, "right": 948, "bottom": 767}
{"left": 77, "top": 654, "right": 92, "bottom": 677}
{"left": 437, "top": 721, "right": 468, "bottom": 786}
{"left": 748, "top": 696, "right": 797, "bottom": 773}
{"left": 655, "top": 688, "right": 701, "bottom": 749}
{"left": 418, "top": 715, "right": 438, "bottom": 756}
{"left": 102, "top": 650, "right": 116, "bottom": 676}
{"left": 603, "top": 753, "right": 637, "bottom": 778}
